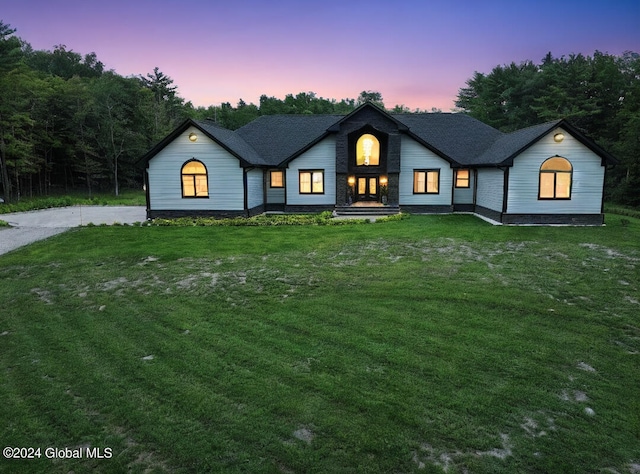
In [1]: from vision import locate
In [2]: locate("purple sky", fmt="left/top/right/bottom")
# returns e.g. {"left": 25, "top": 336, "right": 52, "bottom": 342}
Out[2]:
{"left": 4, "top": 0, "right": 639, "bottom": 111}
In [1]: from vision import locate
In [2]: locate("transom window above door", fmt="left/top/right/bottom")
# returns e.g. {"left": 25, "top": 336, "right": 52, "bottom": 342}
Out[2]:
{"left": 356, "top": 134, "right": 380, "bottom": 166}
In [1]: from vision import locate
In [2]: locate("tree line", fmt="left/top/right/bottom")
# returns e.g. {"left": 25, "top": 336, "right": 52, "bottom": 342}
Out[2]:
{"left": 0, "top": 22, "right": 411, "bottom": 202}
{"left": 1, "top": 20, "right": 638, "bottom": 205}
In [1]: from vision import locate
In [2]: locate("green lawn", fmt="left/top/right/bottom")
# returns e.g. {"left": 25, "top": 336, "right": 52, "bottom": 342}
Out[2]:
{"left": 1, "top": 215, "right": 639, "bottom": 473}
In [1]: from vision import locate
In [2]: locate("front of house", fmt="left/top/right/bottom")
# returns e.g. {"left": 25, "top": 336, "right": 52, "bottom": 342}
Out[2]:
{"left": 142, "top": 104, "right": 616, "bottom": 225}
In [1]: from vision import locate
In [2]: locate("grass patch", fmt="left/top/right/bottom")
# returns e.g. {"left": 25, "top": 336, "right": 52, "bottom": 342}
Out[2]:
{"left": 0, "top": 190, "right": 145, "bottom": 214}
{"left": 604, "top": 203, "right": 640, "bottom": 221}
{"left": 1, "top": 214, "right": 639, "bottom": 473}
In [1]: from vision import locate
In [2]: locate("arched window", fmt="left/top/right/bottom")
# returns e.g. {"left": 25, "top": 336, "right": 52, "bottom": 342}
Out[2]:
{"left": 181, "top": 160, "right": 208, "bottom": 198}
{"left": 539, "top": 157, "right": 572, "bottom": 199}
{"left": 356, "top": 134, "right": 380, "bottom": 166}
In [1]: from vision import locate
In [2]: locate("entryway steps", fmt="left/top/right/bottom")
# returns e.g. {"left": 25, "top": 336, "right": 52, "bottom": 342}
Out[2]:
{"left": 333, "top": 205, "right": 401, "bottom": 216}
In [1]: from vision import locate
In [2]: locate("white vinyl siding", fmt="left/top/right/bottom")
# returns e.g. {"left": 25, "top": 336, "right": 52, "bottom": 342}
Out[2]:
{"left": 476, "top": 168, "right": 505, "bottom": 212}
{"left": 507, "top": 129, "right": 604, "bottom": 214}
{"left": 453, "top": 170, "right": 475, "bottom": 205}
{"left": 399, "top": 136, "right": 452, "bottom": 205}
{"left": 246, "top": 168, "right": 264, "bottom": 210}
{"left": 148, "top": 126, "right": 244, "bottom": 211}
{"left": 286, "top": 137, "right": 336, "bottom": 205}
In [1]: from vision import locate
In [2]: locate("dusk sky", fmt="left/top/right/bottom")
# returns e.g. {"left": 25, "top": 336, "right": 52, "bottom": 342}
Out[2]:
{"left": 4, "top": 0, "right": 640, "bottom": 111}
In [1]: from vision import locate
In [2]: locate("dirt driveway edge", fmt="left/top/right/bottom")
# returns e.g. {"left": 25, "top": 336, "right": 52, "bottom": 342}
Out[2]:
{"left": 0, "top": 206, "right": 147, "bottom": 256}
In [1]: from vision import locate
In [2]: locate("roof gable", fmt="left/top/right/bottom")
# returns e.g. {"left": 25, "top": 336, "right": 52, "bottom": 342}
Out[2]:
{"left": 195, "top": 120, "right": 266, "bottom": 166}
{"left": 472, "top": 119, "right": 617, "bottom": 167}
{"left": 327, "top": 102, "right": 409, "bottom": 133}
{"left": 236, "top": 114, "right": 341, "bottom": 166}
{"left": 395, "top": 113, "right": 502, "bottom": 165}
{"left": 471, "top": 121, "right": 562, "bottom": 167}
{"left": 141, "top": 119, "right": 264, "bottom": 167}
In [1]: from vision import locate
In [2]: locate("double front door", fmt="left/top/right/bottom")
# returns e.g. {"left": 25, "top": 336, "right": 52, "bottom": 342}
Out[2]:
{"left": 356, "top": 176, "right": 378, "bottom": 201}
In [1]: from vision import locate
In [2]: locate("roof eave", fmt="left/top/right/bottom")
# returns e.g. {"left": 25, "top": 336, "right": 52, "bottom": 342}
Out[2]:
{"left": 277, "top": 130, "right": 336, "bottom": 167}
{"left": 404, "top": 130, "right": 461, "bottom": 167}
{"left": 498, "top": 119, "right": 618, "bottom": 167}
{"left": 498, "top": 121, "right": 562, "bottom": 167}
{"left": 140, "top": 119, "right": 257, "bottom": 168}
{"left": 138, "top": 118, "right": 194, "bottom": 165}
{"left": 326, "top": 102, "right": 410, "bottom": 133}
{"left": 559, "top": 120, "right": 618, "bottom": 166}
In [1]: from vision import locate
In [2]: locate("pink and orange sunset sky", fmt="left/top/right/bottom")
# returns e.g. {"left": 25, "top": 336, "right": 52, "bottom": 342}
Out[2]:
{"left": 4, "top": 0, "right": 640, "bottom": 111}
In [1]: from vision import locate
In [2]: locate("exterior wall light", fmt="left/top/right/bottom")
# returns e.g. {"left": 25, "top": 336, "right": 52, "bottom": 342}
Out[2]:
{"left": 347, "top": 176, "right": 356, "bottom": 185}
{"left": 554, "top": 133, "right": 565, "bottom": 143}
{"left": 188, "top": 132, "right": 198, "bottom": 142}
{"left": 380, "top": 176, "right": 388, "bottom": 185}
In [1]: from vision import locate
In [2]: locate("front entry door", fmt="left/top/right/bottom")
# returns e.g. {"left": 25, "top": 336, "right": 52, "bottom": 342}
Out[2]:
{"left": 356, "top": 176, "right": 378, "bottom": 201}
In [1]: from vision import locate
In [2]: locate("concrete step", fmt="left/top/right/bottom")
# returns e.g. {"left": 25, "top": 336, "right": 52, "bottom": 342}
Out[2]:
{"left": 334, "top": 205, "right": 401, "bottom": 216}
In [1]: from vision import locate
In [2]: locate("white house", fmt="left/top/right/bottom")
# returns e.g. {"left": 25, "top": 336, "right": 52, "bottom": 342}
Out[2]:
{"left": 142, "top": 103, "right": 616, "bottom": 225}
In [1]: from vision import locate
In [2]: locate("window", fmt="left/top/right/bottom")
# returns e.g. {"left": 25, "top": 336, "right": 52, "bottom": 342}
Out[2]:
{"left": 299, "top": 170, "right": 324, "bottom": 194}
{"left": 539, "top": 157, "right": 572, "bottom": 199}
{"left": 413, "top": 170, "right": 440, "bottom": 194}
{"left": 181, "top": 160, "right": 208, "bottom": 198}
{"left": 356, "top": 134, "right": 380, "bottom": 166}
{"left": 455, "top": 169, "right": 470, "bottom": 188}
{"left": 270, "top": 170, "right": 284, "bottom": 188}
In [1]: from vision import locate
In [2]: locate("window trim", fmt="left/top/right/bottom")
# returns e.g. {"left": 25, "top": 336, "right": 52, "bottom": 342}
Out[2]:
{"left": 181, "top": 159, "right": 209, "bottom": 198}
{"left": 299, "top": 170, "right": 325, "bottom": 195}
{"left": 538, "top": 157, "right": 573, "bottom": 200}
{"left": 270, "top": 170, "right": 284, "bottom": 188}
{"left": 413, "top": 169, "right": 440, "bottom": 194}
{"left": 455, "top": 169, "right": 470, "bottom": 188}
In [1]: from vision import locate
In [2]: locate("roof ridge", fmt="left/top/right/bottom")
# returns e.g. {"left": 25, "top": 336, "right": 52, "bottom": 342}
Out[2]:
{"left": 504, "top": 119, "right": 562, "bottom": 134}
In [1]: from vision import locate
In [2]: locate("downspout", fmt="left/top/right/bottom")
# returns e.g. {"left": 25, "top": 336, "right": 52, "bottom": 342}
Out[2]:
{"left": 501, "top": 166, "right": 510, "bottom": 222}
{"left": 263, "top": 168, "right": 267, "bottom": 213}
{"left": 144, "top": 168, "right": 151, "bottom": 220}
{"left": 283, "top": 167, "right": 288, "bottom": 211}
{"left": 602, "top": 165, "right": 612, "bottom": 224}
{"left": 472, "top": 169, "right": 478, "bottom": 211}
{"left": 451, "top": 167, "right": 456, "bottom": 211}
{"left": 243, "top": 167, "right": 249, "bottom": 217}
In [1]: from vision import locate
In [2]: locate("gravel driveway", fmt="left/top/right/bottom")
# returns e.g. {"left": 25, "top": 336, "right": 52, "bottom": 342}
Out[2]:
{"left": 0, "top": 206, "right": 147, "bottom": 256}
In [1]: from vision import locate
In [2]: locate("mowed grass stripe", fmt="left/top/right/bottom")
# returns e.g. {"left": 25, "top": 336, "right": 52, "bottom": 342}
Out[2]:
{"left": 1, "top": 214, "right": 639, "bottom": 472}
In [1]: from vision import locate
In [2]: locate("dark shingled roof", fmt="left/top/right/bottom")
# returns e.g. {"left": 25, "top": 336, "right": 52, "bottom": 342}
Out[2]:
{"left": 195, "top": 120, "right": 266, "bottom": 166}
{"left": 393, "top": 113, "right": 503, "bottom": 165}
{"left": 236, "top": 115, "right": 342, "bottom": 166}
{"left": 143, "top": 108, "right": 615, "bottom": 168}
{"left": 234, "top": 112, "right": 507, "bottom": 167}
{"left": 470, "top": 120, "right": 563, "bottom": 167}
